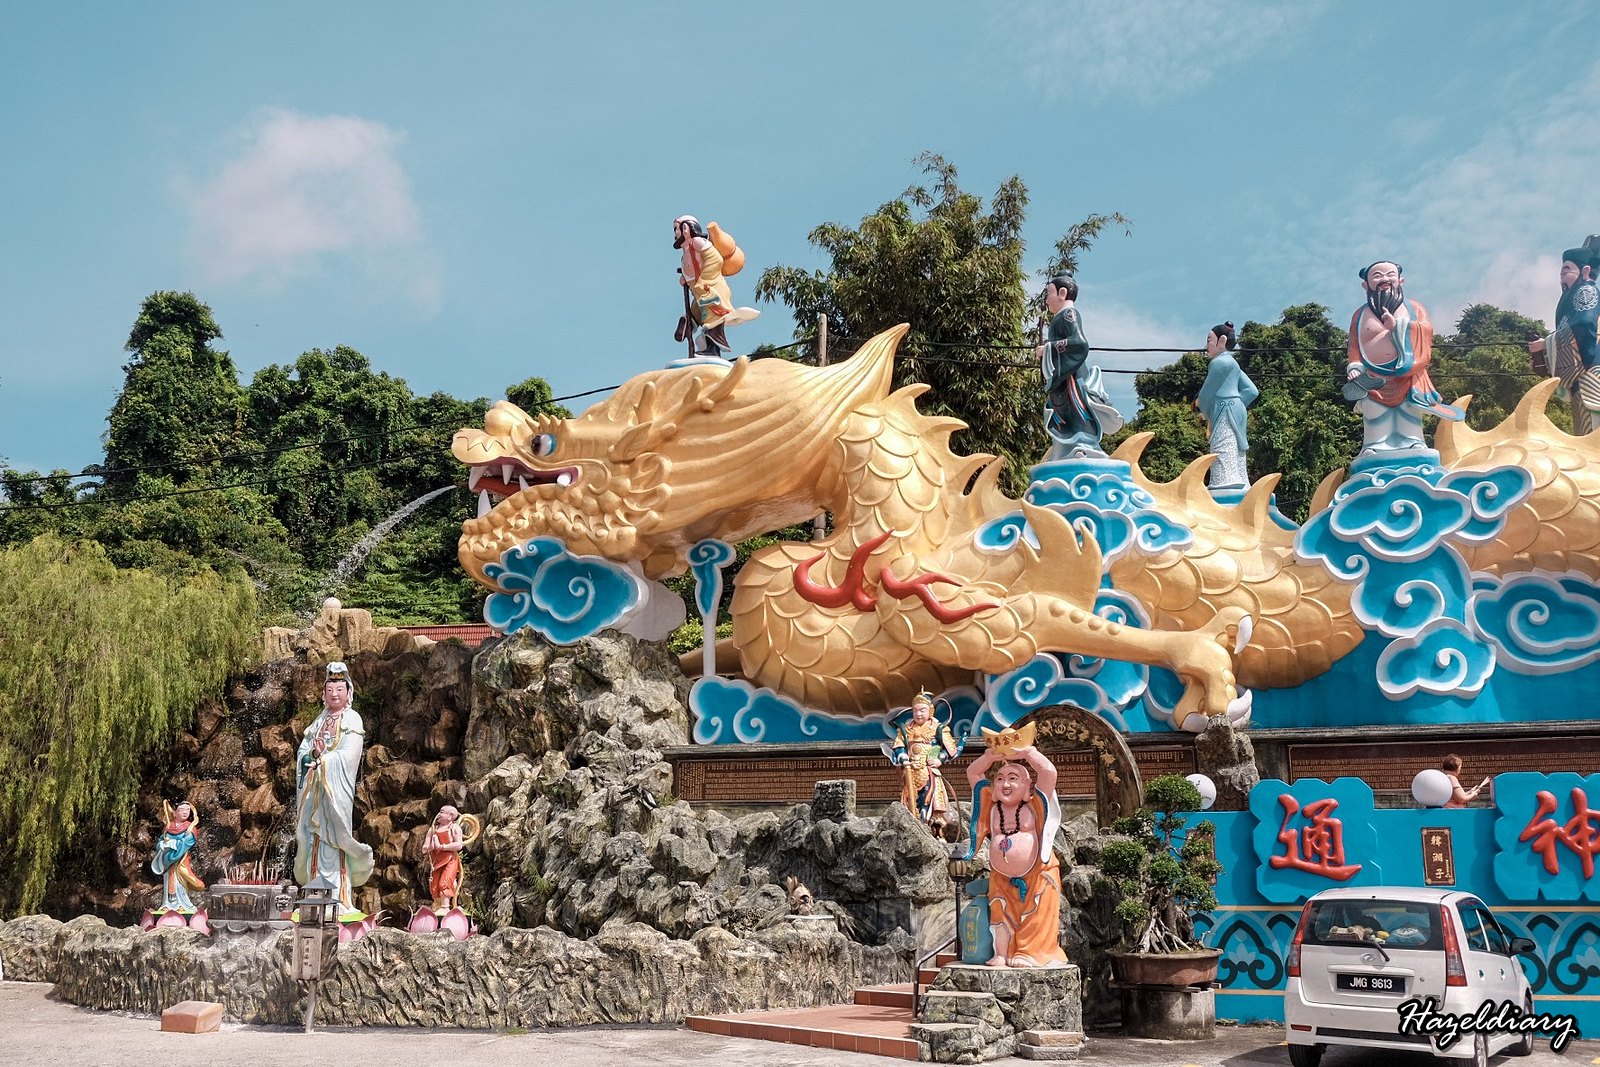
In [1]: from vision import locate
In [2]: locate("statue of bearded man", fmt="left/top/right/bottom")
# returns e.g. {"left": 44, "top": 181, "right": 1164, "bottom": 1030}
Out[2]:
{"left": 1529, "top": 239, "right": 1600, "bottom": 433}
{"left": 1344, "top": 260, "right": 1464, "bottom": 453}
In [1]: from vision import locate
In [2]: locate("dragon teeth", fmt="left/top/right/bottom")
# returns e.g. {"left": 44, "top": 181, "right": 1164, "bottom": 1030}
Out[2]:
{"left": 501, "top": 464, "right": 513, "bottom": 483}
{"left": 556, "top": 471, "right": 574, "bottom": 487}
{"left": 477, "top": 490, "right": 491, "bottom": 518}
{"left": 518, "top": 476, "right": 531, "bottom": 493}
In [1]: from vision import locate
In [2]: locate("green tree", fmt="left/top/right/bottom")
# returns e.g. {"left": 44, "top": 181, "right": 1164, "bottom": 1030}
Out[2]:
{"left": 0, "top": 535, "right": 257, "bottom": 915}
{"left": 505, "top": 376, "right": 574, "bottom": 420}
{"left": 1114, "top": 305, "right": 1355, "bottom": 521}
{"left": 10, "top": 292, "right": 566, "bottom": 626}
{"left": 246, "top": 346, "right": 420, "bottom": 570}
{"left": 103, "top": 292, "right": 247, "bottom": 496}
{"left": 1103, "top": 351, "right": 1210, "bottom": 482}
{"left": 1433, "top": 304, "right": 1561, "bottom": 431}
{"left": 1231, "top": 305, "right": 1356, "bottom": 520}
{"left": 0, "top": 469, "right": 91, "bottom": 546}
{"left": 756, "top": 153, "right": 1129, "bottom": 495}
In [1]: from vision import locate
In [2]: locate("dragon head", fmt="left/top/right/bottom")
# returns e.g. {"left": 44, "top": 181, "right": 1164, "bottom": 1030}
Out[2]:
{"left": 454, "top": 329, "right": 903, "bottom": 589}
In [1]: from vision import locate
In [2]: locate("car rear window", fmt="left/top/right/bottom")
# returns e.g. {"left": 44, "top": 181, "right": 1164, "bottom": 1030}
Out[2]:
{"left": 1303, "top": 899, "right": 1443, "bottom": 951}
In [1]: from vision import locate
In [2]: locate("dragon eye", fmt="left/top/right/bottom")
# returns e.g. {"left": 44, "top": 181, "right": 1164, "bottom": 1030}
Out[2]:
{"left": 532, "top": 433, "right": 556, "bottom": 458}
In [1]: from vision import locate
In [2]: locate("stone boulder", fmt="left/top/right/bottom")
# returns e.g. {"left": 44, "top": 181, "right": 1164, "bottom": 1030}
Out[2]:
{"left": 467, "top": 630, "right": 948, "bottom": 948}
{"left": 915, "top": 964, "right": 1083, "bottom": 1063}
{"left": 1195, "top": 716, "right": 1259, "bottom": 811}
{"left": 0, "top": 913, "right": 903, "bottom": 1028}
{"left": 262, "top": 597, "right": 434, "bottom": 664}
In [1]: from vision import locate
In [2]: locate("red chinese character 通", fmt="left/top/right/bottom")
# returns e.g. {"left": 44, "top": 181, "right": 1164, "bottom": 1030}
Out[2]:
{"left": 1269, "top": 794, "right": 1363, "bottom": 881}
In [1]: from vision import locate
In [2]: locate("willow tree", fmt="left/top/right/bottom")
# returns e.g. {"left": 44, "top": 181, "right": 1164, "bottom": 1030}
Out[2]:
{"left": 0, "top": 535, "right": 257, "bottom": 915}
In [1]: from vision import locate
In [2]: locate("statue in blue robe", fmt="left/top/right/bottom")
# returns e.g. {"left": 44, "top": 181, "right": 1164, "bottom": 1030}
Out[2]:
{"left": 1196, "top": 321, "right": 1259, "bottom": 489}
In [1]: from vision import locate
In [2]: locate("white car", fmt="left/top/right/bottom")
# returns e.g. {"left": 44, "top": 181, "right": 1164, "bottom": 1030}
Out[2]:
{"left": 1284, "top": 886, "right": 1537, "bottom": 1067}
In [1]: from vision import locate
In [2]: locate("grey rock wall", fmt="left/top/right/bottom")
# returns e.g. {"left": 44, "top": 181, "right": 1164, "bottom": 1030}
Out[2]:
{"left": 1, "top": 914, "right": 904, "bottom": 1027}
{"left": 466, "top": 630, "right": 950, "bottom": 948}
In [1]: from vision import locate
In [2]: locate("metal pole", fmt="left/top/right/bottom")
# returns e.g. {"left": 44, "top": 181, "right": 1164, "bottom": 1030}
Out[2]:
{"left": 812, "top": 314, "right": 829, "bottom": 543}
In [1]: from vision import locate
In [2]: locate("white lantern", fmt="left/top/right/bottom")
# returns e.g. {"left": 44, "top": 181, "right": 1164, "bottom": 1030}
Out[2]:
{"left": 1186, "top": 773, "right": 1217, "bottom": 810}
{"left": 1412, "top": 769, "right": 1453, "bottom": 808}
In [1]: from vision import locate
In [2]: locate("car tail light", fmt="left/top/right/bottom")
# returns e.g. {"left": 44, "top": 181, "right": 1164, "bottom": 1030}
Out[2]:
{"left": 1287, "top": 902, "right": 1313, "bottom": 978}
{"left": 1440, "top": 906, "right": 1468, "bottom": 987}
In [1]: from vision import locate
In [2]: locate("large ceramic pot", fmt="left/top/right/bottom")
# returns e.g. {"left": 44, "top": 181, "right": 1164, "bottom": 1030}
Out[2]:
{"left": 1109, "top": 948, "right": 1221, "bottom": 989}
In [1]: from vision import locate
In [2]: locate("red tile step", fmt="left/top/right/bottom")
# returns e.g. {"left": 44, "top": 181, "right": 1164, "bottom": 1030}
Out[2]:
{"left": 684, "top": 952, "right": 962, "bottom": 1059}
{"left": 685, "top": 1001, "right": 919, "bottom": 1060}
{"left": 854, "top": 983, "right": 914, "bottom": 1010}
{"left": 915, "top": 950, "right": 961, "bottom": 984}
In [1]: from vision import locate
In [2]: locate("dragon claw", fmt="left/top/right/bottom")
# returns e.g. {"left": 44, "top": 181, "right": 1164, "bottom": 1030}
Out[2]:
{"left": 1225, "top": 687, "right": 1253, "bottom": 727}
{"left": 1171, "top": 608, "right": 1253, "bottom": 732}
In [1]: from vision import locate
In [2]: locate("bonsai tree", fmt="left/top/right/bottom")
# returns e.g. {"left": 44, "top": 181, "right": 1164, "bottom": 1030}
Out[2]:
{"left": 1100, "top": 774, "right": 1222, "bottom": 954}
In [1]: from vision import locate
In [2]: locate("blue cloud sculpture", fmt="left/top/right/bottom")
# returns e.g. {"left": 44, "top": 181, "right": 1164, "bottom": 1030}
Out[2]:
{"left": 1375, "top": 618, "right": 1496, "bottom": 700}
{"left": 1471, "top": 572, "right": 1600, "bottom": 674}
{"left": 483, "top": 536, "right": 645, "bottom": 644}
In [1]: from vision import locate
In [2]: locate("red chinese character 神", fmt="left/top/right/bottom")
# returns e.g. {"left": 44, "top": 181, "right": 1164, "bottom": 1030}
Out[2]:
{"left": 1269, "top": 794, "right": 1363, "bottom": 880}
{"left": 1519, "top": 788, "right": 1600, "bottom": 879}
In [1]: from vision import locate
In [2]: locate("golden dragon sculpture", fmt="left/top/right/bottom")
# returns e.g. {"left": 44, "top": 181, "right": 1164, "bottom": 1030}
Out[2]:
{"left": 454, "top": 327, "right": 1600, "bottom": 730}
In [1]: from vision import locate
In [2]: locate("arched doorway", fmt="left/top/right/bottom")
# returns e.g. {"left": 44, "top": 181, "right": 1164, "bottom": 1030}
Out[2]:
{"left": 1020, "top": 705, "right": 1143, "bottom": 827}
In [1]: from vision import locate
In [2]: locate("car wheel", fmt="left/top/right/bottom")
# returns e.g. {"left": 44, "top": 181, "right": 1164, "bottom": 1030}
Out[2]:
{"left": 1473, "top": 1032, "right": 1489, "bottom": 1067}
{"left": 1509, "top": 995, "right": 1534, "bottom": 1056}
{"left": 1288, "top": 1045, "right": 1323, "bottom": 1067}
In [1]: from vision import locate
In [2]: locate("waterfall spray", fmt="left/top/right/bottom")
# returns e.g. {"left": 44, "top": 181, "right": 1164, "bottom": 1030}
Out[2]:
{"left": 309, "top": 485, "right": 454, "bottom": 611}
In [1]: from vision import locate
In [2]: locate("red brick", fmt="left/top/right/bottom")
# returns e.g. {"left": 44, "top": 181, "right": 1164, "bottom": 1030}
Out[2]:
{"left": 160, "top": 1001, "right": 223, "bottom": 1034}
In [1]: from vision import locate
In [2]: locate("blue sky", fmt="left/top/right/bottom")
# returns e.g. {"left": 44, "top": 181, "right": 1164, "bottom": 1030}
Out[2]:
{"left": 2, "top": 2, "right": 1594, "bottom": 477}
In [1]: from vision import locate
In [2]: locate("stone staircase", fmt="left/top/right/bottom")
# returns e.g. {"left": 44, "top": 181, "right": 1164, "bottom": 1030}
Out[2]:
{"left": 682, "top": 951, "right": 956, "bottom": 1059}
{"left": 913, "top": 964, "right": 1084, "bottom": 1062}
{"left": 685, "top": 953, "right": 1086, "bottom": 1062}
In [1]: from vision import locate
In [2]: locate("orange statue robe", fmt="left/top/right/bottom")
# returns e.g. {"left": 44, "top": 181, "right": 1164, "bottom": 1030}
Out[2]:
{"left": 975, "top": 790, "right": 1068, "bottom": 965}
{"left": 428, "top": 827, "right": 462, "bottom": 902}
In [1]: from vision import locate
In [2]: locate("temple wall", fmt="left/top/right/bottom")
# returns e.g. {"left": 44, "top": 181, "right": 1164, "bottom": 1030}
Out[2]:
{"left": 1200, "top": 774, "right": 1600, "bottom": 1032}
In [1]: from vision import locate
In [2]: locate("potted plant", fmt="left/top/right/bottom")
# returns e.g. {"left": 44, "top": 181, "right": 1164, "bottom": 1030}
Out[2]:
{"left": 1100, "top": 774, "right": 1223, "bottom": 993}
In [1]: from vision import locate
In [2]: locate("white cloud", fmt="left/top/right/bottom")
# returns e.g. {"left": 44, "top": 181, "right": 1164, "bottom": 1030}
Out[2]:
{"left": 186, "top": 109, "right": 435, "bottom": 305}
{"left": 1259, "top": 62, "right": 1600, "bottom": 333}
{"left": 1468, "top": 251, "right": 1561, "bottom": 326}
{"left": 999, "top": 0, "right": 1320, "bottom": 102}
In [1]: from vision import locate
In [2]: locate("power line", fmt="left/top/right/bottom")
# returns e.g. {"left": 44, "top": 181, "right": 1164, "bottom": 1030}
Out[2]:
{"left": 830, "top": 340, "right": 1547, "bottom": 379}
{"left": 0, "top": 447, "right": 450, "bottom": 513}
{"left": 1, "top": 333, "right": 1548, "bottom": 506}
{"left": 827, "top": 333, "right": 1543, "bottom": 356}
{"left": 5, "top": 385, "right": 618, "bottom": 488}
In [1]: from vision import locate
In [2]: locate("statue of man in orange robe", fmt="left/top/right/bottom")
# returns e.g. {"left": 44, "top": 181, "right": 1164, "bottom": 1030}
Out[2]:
{"left": 966, "top": 728, "right": 1068, "bottom": 967}
{"left": 1343, "top": 260, "right": 1463, "bottom": 453}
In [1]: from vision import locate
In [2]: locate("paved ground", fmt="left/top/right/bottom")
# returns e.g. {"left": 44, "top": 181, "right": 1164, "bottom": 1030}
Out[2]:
{"left": 3, "top": 982, "right": 1594, "bottom": 1067}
